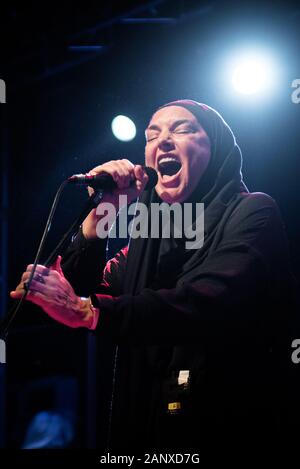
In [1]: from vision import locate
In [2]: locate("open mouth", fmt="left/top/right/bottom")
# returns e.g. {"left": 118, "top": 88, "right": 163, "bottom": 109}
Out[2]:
{"left": 158, "top": 156, "right": 182, "bottom": 177}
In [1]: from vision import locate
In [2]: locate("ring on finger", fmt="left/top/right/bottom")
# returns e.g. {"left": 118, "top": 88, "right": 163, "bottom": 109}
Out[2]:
{"left": 34, "top": 273, "right": 45, "bottom": 284}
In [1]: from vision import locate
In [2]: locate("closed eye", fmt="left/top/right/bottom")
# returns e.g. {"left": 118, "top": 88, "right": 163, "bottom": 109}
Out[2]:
{"left": 145, "top": 122, "right": 197, "bottom": 142}
{"left": 146, "top": 135, "right": 158, "bottom": 142}
{"left": 173, "top": 125, "right": 197, "bottom": 134}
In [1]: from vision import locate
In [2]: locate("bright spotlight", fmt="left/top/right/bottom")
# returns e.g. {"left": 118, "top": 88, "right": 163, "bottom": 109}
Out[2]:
{"left": 111, "top": 115, "right": 136, "bottom": 142}
{"left": 229, "top": 52, "right": 276, "bottom": 95}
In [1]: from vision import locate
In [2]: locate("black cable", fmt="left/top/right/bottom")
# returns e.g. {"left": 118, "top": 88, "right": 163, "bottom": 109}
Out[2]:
{"left": 0, "top": 180, "right": 69, "bottom": 339}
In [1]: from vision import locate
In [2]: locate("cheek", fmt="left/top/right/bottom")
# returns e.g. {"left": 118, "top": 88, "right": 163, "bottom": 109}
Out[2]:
{"left": 145, "top": 146, "right": 154, "bottom": 166}
{"left": 186, "top": 144, "right": 211, "bottom": 177}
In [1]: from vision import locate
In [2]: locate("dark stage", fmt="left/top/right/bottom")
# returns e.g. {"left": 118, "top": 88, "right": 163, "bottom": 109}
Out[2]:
{"left": 1, "top": 0, "right": 300, "bottom": 463}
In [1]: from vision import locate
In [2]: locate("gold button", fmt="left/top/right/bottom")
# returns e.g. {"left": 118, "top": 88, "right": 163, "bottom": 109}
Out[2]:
{"left": 168, "top": 402, "right": 181, "bottom": 411}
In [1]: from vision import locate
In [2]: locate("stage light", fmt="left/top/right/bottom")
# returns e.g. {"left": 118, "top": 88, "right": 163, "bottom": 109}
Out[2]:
{"left": 230, "top": 52, "right": 274, "bottom": 95}
{"left": 111, "top": 115, "right": 136, "bottom": 142}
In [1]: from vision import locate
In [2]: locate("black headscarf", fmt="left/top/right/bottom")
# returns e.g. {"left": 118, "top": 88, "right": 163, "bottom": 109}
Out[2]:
{"left": 123, "top": 100, "right": 248, "bottom": 296}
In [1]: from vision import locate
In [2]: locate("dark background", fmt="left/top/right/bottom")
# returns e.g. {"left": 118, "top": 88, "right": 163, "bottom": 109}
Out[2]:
{"left": 1, "top": 0, "right": 300, "bottom": 450}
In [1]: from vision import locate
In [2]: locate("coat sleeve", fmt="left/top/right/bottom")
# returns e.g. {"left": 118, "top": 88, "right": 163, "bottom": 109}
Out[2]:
{"left": 93, "top": 193, "right": 293, "bottom": 345}
{"left": 61, "top": 227, "right": 128, "bottom": 297}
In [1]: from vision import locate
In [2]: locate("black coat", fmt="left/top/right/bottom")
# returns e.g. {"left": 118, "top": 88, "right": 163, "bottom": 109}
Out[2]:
{"left": 62, "top": 191, "right": 294, "bottom": 454}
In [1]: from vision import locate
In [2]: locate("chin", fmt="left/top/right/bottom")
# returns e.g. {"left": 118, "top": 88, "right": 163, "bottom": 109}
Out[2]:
{"left": 157, "top": 188, "right": 186, "bottom": 204}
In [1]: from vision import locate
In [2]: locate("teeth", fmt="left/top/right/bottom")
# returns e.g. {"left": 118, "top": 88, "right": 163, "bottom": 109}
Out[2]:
{"left": 158, "top": 157, "right": 178, "bottom": 165}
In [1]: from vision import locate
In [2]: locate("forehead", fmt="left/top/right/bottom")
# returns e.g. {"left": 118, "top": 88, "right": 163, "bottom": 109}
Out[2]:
{"left": 147, "top": 105, "right": 198, "bottom": 128}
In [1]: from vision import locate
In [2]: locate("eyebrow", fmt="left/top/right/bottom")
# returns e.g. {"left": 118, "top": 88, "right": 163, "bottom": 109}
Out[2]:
{"left": 146, "top": 119, "right": 195, "bottom": 132}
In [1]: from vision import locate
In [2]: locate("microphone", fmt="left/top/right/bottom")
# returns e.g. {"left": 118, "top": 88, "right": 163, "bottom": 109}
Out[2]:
{"left": 68, "top": 166, "right": 158, "bottom": 190}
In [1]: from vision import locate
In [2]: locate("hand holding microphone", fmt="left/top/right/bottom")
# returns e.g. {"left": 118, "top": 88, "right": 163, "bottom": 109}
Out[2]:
{"left": 9, "top": 159, "right": 157, "bottom": 333}
{"left": 69, "top": 163, "right": 157, "bottom": 191}
{"left": 77, "top": 159, "right": 157, "bottom": 240}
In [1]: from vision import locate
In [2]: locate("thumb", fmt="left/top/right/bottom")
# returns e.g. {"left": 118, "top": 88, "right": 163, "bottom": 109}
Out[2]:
{"left": 49, "top": 255, "right": 64, "bottom": 275}
{"left": 133, "top": 164, "right": 145, "bottom": 181}
{"left": 133, "top": 165, "right": 149, "bottom": 192}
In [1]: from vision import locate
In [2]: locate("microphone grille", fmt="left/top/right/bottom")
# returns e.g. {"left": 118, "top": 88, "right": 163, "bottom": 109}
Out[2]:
{"left": 144, "top": 167, "right": 158, "bottom": 189}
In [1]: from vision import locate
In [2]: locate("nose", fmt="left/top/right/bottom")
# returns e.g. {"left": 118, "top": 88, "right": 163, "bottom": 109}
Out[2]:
{"left": 157, "top": 129, "right": 174, "bottom": 151}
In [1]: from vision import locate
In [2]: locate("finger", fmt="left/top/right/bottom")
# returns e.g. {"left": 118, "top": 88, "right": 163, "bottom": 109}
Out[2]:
{"left": 134, "top": 164, "right": 147, "bottom": 181}
{"left": 112, "top": 160, "right": 133, "bottom": 189}
{"left": 10, "top": 289, "right": 26, "bottom": 299}
{"left": 102, "top": 161, "right": 129, "bottom": 187}
{"left": 26, "top": 264, "right": 50, "bottom": 276}
{"left": 89, "top": 160, "right": 133, "bottom": 176}
{"left": 133, "top": 165, "right": 149, "bottom": 192}
{"left": 34, "top": 273, "right": 46, "bottom": 284}
{"left": 87, "top": 186, "right": 95, "bottom": 197}
{"left": 49, "top": 255, "right": 64, "bottom": 275}
{"left": 31, "top": 273, "right": 69, "bottom": 293}
{"left": 88, "top": 160, "right": 135, "bottom": 189}
{"left": 20, "top": 270, "right": 53, "bottom": 292}
{"left": 21, "top": 271, "right": 32, "bottom": 282}
{"left": 87, "top": 164, "right": 114, "bottom": 177}
{"left": 12, "top": 273, "right": 30, "bottom": 294}
{"left": 87, "top": 165, "right": 103, "bottom": 176}
{"left": 26, "top": 279, "right": 47, "bottom": 295}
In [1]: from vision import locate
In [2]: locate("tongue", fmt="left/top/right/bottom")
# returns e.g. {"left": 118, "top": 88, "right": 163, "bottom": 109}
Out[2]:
{"left": 159, "top": 161, "right": 181, "bottom": 176}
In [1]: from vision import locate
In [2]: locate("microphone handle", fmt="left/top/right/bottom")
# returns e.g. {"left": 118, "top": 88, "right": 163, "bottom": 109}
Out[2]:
{"left": 69, "top": 166, "right": 158, "bottom": 190}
